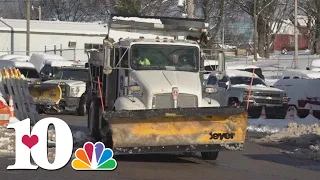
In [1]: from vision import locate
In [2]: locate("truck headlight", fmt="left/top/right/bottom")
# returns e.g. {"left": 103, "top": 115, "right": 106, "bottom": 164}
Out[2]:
{"left": 205, "top": 87, "right": 217, "bottom": 94}
{"left": 70, "top": 87, "right": 80, "bottom": 97}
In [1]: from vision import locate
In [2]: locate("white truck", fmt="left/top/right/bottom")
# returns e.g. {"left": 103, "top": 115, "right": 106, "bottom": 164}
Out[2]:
{"left": 85, "top": 15, "right": 248, "bottom": 160}
{"left": 274, "top": 69, "right": 320, "bottom": 119}
{"left": 205, "top": 69, "right": 288, "bottom": 119}
{"left": 29, "top": 65, "right": 88, "bottom": 115}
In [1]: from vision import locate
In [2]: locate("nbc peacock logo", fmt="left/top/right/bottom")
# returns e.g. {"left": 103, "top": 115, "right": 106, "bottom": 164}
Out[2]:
{"left": 71, "top": 142, "right": 117, "bottom": 170}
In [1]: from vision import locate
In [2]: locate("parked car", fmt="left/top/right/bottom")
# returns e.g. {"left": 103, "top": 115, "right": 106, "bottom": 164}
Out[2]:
{"left": 205, "top": 69, "right": 288, "bottom": 119}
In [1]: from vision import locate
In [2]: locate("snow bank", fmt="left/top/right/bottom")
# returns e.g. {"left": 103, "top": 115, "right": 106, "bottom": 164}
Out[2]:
{"left": 258, "top": 123, "right": 320, "bottom": 161}
{"left": 247, "top": 118, "right": 295, "bottom": 133}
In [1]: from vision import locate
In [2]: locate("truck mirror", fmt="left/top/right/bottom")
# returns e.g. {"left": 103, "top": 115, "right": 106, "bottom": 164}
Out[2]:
{"left": 306, "top": 67, "right": 310, "bottom": 70}
{"left": 85, "top": 63, "right": 89, "bottom": 68}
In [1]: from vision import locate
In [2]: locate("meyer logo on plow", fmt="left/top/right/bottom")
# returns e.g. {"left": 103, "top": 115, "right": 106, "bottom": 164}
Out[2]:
{"left": 209, "top": 132, "right": 235, "bottom": 140}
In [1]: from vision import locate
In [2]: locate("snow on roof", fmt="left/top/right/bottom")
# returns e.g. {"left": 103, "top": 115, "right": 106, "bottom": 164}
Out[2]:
{"left": 225, "top": 69, "right": 259, "bottom": 78}
{"left": 0, "top": 60, "right": 36, "bottom": 68}
{"left": 283, "top": 69, "right": 320, "bottom": 78}
{"left": 30, "top": 53, "right": 66, "bottom": 61}
{"left": 10, "top": 57, "right": 29, "bottom": 62}
{"left": 109, "top": 29, "right": 174, "bottom": 42}
{"left": 112, "top": 16, "right": 162, "bottom": 24}
{"left": 227, "top": 64, "right": 260, "bottom": 70}
{"left": 209, "top": 69, "right": 258, "bottom": 78}
{"left": 0, "top": 54, "right": 30, "bottom": 60}
{"left": 204, "top": 60, "right": 218, "bottom": 66}
{"left": 0, "top": 18, "right": 108, "bottom": 35}
{"left": 273, "top": 19, "right": 296, "bottom": 35}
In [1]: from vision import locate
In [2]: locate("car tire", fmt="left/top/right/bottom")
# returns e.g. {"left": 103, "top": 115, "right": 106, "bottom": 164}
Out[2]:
{"left": 78, "top": 94, "right": 87, "bottom": 116}
{"left": 201, "top": 151, "right": 219, "bottom": 160}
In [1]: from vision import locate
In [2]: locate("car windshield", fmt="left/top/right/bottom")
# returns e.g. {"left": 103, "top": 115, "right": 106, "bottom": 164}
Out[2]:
{"left": 130, "top": 44, "right": 200, "bottom": 72}
{"left": 19, "top": 68, "right": 40, "bottom": 78}
{"left": 243, "top": 68, "right": 263, "bottom": 76}
{"left": 230, "top": 76, "right": 266, "bottom": 86}
{"left": 53, "top": 68, "right": 88, "bottom": 81}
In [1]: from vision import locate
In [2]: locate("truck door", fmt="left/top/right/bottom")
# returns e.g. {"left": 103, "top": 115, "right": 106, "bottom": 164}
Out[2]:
{"left": 117, "top": 47, "right": 129, "bottom": 97}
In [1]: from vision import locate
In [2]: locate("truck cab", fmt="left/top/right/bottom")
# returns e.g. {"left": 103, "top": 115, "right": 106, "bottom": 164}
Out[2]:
{"left": 89, "top": 38, "right": 220, "bottom": 111}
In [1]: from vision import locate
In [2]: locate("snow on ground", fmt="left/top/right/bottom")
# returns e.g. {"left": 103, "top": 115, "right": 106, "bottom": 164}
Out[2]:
{"left": 257, "top": 123, "right": 320, "bottom": 161}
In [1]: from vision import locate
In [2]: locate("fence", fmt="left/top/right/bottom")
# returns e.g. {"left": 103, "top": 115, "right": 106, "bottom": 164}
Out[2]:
{"left": 0, "top": 68, "right": 39, "bottom": 125}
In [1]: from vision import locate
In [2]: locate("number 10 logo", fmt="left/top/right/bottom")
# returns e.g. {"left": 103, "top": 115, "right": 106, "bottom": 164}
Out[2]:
{"left": 7, "top": 118, "right": 74, "bottom": 170}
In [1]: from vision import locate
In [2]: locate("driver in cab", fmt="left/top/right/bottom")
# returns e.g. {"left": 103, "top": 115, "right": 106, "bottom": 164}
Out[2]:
{"left": 134, "top": 50, "right": 151, "bottom": 66}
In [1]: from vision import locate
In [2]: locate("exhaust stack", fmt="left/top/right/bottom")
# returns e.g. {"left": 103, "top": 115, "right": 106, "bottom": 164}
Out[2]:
{"left": 218, "top": 50, "right": 226, "bottom": 72}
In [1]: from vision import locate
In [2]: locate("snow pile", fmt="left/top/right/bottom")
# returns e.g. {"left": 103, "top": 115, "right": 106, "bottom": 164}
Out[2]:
{"left": 258, "top": 123, "right": 320, "bottom": 161}
{"left": 247, "top": 118, "right": 296, "bottom": 133}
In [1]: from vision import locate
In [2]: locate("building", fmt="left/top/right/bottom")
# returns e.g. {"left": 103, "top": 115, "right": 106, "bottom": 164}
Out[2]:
{"left": 0, "top": 18, "right": 108, "bottom": 61}
{"left": 272, "top": 16, "right": 309, "bottom": 52}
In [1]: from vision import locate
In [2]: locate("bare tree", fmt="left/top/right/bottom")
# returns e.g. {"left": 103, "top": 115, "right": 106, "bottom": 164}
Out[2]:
{"left": 298, "top": 0, "right": 320, "bottom": 54}
{"left": 234, "top": 0, "right": 291, "bottom": 58}
{"left": 36, "top": 0, "right": 109, "bottom": 22}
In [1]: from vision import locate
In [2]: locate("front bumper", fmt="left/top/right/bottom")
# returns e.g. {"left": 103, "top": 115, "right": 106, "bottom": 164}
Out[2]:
{"left": 241, "top": 101, "right": 288, "bottom": 118}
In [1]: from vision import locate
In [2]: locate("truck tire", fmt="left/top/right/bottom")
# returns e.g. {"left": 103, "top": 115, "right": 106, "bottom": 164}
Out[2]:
{"left": 201, "top": 151, "right": 219, "bottom": 160}
{"left": 78, "top": 93, "right": 87, "bottom": 116}
{"left": 87, "top": 98, "right": 102, "bottom": 141}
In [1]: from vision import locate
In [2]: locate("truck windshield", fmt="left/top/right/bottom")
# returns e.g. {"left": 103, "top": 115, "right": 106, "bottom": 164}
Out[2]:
{"left": 230, "top": 77, "right": 266, "bottom": 86}
{"left": 19, "top": 68, "right": 40, "bottom": 78}
{"left": 53, "top": 68, "right": 88, "bottom": 81}
{"left": 130, "top": 44, "right": 200, "bottom": 72}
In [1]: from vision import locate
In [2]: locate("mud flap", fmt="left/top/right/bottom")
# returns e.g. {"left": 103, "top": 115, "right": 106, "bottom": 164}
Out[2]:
{"left": 29, "top": 84, "right": 62, "bottom": 105}
{"left": 102, "top": 107, "right": 247, "bottom": 153}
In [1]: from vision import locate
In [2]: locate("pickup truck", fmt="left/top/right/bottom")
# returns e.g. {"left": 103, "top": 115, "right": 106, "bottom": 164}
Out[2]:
{"left": 205, "top": 69, "right": 289, "bottom": 119}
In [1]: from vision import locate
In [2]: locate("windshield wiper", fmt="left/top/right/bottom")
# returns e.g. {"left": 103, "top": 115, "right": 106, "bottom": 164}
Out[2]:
{"left": 137, "top": 66, "right": 165, "bottom": 70}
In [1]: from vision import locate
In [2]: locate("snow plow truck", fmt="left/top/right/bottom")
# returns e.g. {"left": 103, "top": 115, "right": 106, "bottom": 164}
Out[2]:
{"left": 86, "top": 15, "right": 248, "bottom": 160}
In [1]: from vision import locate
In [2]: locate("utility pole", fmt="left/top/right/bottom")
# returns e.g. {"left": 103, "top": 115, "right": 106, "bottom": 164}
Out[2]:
{"left": 253, "top": 0, "right": 257, "bottom": 62}
{"left": 222, "top": 6, "right": 225, "bottom": 46}
{"left": 26, "top": 0, "right": 30, "bottom": 56}
{"left": 294, "top": 0, "right": 298, "bottom": 69}
{"left": 38, "top": 6, "right": 42, "bottom": 20}
{"left": 187, "top": 0, "right": 194, "bottom": 18}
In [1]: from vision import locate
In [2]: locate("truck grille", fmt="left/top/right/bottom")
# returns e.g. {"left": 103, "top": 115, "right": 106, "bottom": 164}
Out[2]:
{"left": 254, "top": 99, "right": 282, "bottom": 105}
{"left": 253, "top": 92, "right": 282, "bottom": 98}
{"left": 153, "top": 93, "right": 198, "bottom": 109}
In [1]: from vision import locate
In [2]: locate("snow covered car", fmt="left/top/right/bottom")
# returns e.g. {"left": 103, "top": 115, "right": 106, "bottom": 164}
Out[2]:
{"left": 205, "top": 70, "right": 288, "bottom": 119}
{"left": 29, "top": 65, "right": 88, "bottom": 116}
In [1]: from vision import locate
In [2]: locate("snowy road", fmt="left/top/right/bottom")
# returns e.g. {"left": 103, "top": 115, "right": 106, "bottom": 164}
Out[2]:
{"left": 0, "top": 114, "right": 319, "bottom": 180}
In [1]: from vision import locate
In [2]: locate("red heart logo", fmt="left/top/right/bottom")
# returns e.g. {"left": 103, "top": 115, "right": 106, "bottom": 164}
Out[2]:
{"left": 22, "top": 135, "right": 39, "bottom": 149}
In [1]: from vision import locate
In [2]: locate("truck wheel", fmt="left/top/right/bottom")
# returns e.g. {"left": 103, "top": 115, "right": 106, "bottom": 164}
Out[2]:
{"left": 201, "top": 151, "right": 219, "bottom": 160}
{"left": 78, "top": 94, "right": 87, "bottom": 116}
{"left": 87, "top": 99, "right": 101, "bottom": 141}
